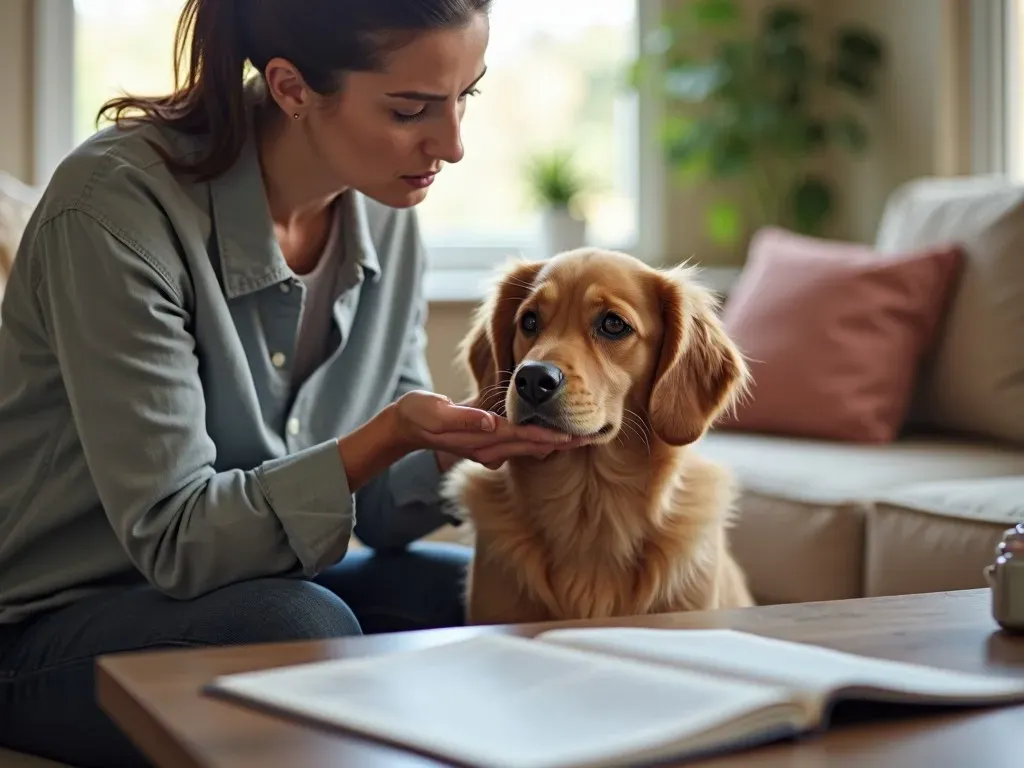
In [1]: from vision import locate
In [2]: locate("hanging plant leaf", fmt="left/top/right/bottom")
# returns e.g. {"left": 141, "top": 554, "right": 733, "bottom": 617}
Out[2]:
{"left": 692, "top": 0, "right": 740, "bottom": 28}
{"left": 715, "top": 40, "right": 751, "bottom": 72}
{"left": 778, "top": 82, "right": 804, "bottom": 109}
{"left": 663, "top": 118, "right": 715, "bottom": 182}
{"left": 764, "top": 5, "right": 808, "bottom": 37}
{"left": 829, "top": 27, "right": 885, "bottom": 97}
{"left": 790, "top": 177, "right": 833, "bottom": 234}
{"left": 827, "top": 62, "right": 872, "bottom": 97}
{"left": 663, "top": 63, "right": 727, "bottom": 102}
{"left": 804, "top": 118, "right": 828, "bottom": 149}
{"left": 836, "top": 28, "right": 885, "bottom": 65}
{"left": 708, "top": 132, "right": 753, "bottom": 176}
{"left": 739, "top": 101, "right": 785, "bottom": 139}
{"left": 707, "top": 201, "right": 744, "bottom": 247}
{"left": 834, "top": 114, "right": 869, "bottom": 152}
{"left": 763, "top": 40, "right": 809, "bottom": 80}
{"left": 774, "top": 113, "right": 812, "bottom": 154}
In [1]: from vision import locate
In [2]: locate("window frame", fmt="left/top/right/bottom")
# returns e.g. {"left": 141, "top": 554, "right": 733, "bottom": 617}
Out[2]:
{"left": 33, "top": 0, "right": 76, "bottom": 187}
{"left": 34, "top": 0, "right": 663, "bottom": 284}
{"left": 971, "top": 0, "right": 1012, "bottom": 175}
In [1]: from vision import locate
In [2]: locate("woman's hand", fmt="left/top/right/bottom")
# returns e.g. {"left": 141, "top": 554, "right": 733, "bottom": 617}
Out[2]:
{"left": 393, "top": 390, "right": 575, "bottom": 471}
{"left": 336, "top": 390, "right": 576, "bottom": 493}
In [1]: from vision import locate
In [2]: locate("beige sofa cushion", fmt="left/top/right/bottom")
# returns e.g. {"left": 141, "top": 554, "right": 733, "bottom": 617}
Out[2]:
{"left": 866, "top": 477, "right": 1023, "bottom": 597}
{"left": 699, "top": 431, "right": 1024, "bottom": 502}
{"left": 698, "top": 431, "right": 1024, "bottom": 604}
{"left": 874, "top": 176, "right": 1024, "bottom": 445}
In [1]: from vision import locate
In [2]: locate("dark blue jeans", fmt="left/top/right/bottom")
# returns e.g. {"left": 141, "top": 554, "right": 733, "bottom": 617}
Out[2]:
{"left": 0, "top": 542, "right": 471, "bottom": 768}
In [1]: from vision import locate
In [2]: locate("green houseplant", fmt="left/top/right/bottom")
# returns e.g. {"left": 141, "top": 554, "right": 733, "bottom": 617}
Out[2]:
{"left": 523, "top": 148, "right": 589, "bottom": 256}
{"left": 635, "top": 0, "right": 886, "bottom": 249}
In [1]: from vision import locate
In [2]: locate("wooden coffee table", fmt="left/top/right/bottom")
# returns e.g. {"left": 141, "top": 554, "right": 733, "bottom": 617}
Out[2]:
{"left": 96, "top": 588, "right": 1024, "bottom": 767}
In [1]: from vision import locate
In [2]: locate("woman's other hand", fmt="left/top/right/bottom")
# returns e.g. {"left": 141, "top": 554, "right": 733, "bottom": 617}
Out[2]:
{"left": 394, "top": 391, "right": 574, "bottom": 471}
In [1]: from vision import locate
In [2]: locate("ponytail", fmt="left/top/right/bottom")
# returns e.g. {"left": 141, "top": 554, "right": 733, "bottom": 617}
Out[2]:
{"left": 96, "top": 0, "right": 250, "bottom": 181}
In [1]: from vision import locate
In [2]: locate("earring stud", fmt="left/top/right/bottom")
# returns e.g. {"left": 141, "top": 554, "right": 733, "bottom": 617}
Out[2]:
{"left": 292, "top": 112, "right": 300, "bottom": 120}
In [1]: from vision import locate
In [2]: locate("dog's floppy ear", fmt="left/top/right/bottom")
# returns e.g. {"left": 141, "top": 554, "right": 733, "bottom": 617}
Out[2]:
{"left": 647, "top": 267, "right": 750, "bottom": 446}
{"left": 458, "top": 259, "right": 546, "bottom": 408}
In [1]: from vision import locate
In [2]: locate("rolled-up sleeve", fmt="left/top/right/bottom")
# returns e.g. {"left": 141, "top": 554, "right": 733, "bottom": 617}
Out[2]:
{"left": 37, "top": 209, "right": 354, "bottom": 599}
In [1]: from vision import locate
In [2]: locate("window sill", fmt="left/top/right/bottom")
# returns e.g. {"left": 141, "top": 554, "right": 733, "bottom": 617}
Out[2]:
{"left": 424, "top": 265, "right": 744, "bottom": 305}
{"left": 423, "top": 269, "right": 496, "bottom": 304}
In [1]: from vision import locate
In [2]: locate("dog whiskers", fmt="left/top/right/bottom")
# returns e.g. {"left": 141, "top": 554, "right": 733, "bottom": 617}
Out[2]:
{"left": 623, "top": 415, "right": 652, "bottom": 454}
{"left": 477, "top": 384, "right": 510, "bottom": 401}
{"left": 503, "top": 276, "right": 538, "bottom": 293}
{"left": 621, "top": 409, "right": 652, "bottom": 455}
{"left": 478, "top": 397, "right": 507, "bottom": 414}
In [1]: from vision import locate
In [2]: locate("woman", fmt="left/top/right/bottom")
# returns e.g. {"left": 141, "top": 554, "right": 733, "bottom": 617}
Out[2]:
{"left": 0, "top": 1, "right": 575, "bottom": 765}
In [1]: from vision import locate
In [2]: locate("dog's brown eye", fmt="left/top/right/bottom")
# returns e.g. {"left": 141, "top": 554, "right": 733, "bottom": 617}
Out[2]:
{"left": 520, "top": 311, "right": 539, "bottom": 334}
{"left": 599, "top": 312, "right": 630, "bottom": 338}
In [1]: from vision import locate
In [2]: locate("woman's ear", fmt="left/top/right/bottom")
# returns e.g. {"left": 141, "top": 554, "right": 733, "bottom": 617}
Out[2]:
{"left": 646, "top": 268, "right": 750, "bottom": 446}
{"left": 458, "top": 259, "right": 546, "bottom": 410}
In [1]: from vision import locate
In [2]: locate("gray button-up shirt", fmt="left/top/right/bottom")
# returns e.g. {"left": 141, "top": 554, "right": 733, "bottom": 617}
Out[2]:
{"left": 0, "top": 110, "right": 454, "bottom": 624}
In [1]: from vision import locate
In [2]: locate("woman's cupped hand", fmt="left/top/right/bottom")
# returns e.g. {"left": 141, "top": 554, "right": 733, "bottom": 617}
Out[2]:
{"left": 393, "top": 390, "right": 581, "bottom": 471}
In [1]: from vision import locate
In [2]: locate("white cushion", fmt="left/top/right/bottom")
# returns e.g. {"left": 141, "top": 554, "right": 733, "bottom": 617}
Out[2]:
{"left": 873, "top": 175, "right": 1024, "bottom": 445}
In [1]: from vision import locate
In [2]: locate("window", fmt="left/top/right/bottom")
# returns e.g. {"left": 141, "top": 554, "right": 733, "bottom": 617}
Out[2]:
{"left": 414, "top": 0, "right": 641, "bottom": 266}
{"left": 72, "top": 0, "right": 183, "bottom": 146}
{"left": 50, "top": 0, "right": 646, "bottom": 271}
{"left": 1007, "top": 0, "right": 1024, "bottom": 178}
{"left": 966, "top": 0, "right": 1013, "bottom": 177}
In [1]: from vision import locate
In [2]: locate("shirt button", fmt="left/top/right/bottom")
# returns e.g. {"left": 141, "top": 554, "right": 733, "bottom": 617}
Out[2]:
{"left": 279, "top": 282, "right": 292, "bottom": 293}
{"left": 271, "top": 352, "right": 287, "bottom": 368}
{"left": 286, "top": 418, "right": 301, "bottom": 436}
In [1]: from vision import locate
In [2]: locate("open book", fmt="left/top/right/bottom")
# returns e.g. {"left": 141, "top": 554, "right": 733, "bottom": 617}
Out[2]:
{"left": 204, "top": 627, "right": 1024, "bottom": 768}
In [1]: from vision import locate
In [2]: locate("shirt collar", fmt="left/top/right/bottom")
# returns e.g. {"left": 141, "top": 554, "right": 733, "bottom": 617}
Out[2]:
{"left": 208, "top": 79, "right": 380, "bottom": 299}
{"left": 337, "top": 186, "right": 382, "bottom": 281}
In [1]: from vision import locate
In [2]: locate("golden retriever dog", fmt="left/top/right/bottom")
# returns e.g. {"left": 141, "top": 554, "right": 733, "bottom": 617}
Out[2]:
{"left": 440, "top": 247, "right": 755, "bottom": 626}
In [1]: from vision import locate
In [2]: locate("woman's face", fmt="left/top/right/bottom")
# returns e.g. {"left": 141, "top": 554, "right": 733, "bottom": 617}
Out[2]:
{"left": 277, "top": 13, "right": 490, "bottom": 210}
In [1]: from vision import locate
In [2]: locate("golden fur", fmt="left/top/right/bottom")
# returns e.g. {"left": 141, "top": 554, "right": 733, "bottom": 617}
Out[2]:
{"left": 440, "top": 247, "right": 755, "bottom": 625}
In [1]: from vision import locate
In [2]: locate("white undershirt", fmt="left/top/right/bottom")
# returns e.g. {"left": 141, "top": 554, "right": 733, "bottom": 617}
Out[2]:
{"left": 290, "top": 205, "right": 343, "bottom": 391}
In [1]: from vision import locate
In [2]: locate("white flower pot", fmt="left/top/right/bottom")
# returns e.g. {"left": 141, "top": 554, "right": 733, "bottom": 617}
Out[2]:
{"left": 540, "top": 207, "right": 587, "bottom": 257}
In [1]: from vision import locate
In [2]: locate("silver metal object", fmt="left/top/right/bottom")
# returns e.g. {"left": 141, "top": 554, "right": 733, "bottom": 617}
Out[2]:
{"left": 985, "top": 523, "right": 1024, "bottom": 633}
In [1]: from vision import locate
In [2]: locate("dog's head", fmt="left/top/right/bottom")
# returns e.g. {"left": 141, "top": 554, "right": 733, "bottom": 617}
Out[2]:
{"left": 460, "top": 248, "right": 749, "bottom": 447}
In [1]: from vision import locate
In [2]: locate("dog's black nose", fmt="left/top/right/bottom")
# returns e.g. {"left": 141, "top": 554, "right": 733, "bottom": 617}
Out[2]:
{"left": 515, "top": 362, "right": 565, "bottom": 407}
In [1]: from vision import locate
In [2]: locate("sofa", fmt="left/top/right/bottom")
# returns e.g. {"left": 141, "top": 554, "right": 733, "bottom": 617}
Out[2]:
{"left": 698, "top": 432, "right": 1023, "bottom": 605}
{"left": 697, "top": 174, "right": 1024, "bottom": 606}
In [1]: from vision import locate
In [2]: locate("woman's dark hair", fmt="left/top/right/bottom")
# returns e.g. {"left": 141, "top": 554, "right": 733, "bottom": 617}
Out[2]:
{"left": 97, "top": 0, "right": 492, "bottom": 181}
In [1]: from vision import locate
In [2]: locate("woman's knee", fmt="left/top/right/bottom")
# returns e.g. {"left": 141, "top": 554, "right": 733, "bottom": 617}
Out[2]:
{"left": 314, "top": 541, "right": 472, "bottom": 633}
{"left": 186, "top": 578, "right": 362, "bottom": 645}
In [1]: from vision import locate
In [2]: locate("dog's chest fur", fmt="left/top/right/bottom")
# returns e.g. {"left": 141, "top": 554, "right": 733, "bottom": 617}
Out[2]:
{"left": 445, "top": 447, "right": 734, "bottom": 622}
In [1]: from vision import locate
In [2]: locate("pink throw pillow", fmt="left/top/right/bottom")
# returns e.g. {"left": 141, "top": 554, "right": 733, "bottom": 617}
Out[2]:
{"left": 717, "top": 227, "right": 963, "bottom": 443}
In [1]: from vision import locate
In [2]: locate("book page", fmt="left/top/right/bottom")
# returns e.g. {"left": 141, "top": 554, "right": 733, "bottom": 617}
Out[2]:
{"left": 539, "top": 628, "right": 1024, "bottom": 708}
{"left": 206, "top": 633, "right": 799, "bottom": 768}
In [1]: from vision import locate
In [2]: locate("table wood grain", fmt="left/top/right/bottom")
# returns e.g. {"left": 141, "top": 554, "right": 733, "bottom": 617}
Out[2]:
{"left": 96, "top": 588, "right": 1024, "bottom": 767}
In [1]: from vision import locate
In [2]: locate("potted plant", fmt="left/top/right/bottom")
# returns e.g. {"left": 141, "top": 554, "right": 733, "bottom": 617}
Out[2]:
{"left": 633, "top": 0, "right": 886, "bottom": 252}
{"left": 524, "top": 148, "right": 589, "bottom": 257}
